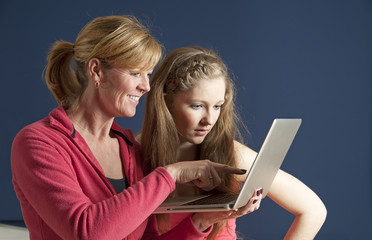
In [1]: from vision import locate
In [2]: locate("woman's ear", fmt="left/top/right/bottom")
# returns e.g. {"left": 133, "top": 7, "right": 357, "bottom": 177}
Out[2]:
{"left": 86, "top": 58, "right": 102, "bottom": 82}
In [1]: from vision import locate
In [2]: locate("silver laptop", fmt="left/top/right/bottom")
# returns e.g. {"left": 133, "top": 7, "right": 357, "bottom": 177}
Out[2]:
{"left": 154, "top": 118, "right": 302, "bottom": 213}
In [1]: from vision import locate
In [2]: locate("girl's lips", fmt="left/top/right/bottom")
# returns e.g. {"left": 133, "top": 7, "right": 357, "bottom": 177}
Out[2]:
{"left": 195, "top": 129, "right": 209, "bottom": 136}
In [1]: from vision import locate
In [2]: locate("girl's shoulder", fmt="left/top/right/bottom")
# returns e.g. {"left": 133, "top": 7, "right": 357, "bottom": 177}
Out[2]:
{"left": 233, "top": 140, "right": 256, "bottom": 160}
{"left": 233, "top": 140, "right": 257, "bottom": 178}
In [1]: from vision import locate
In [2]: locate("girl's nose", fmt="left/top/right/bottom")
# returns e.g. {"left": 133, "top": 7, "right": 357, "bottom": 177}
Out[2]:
{"left": 201, "top": 111, "right": 214, "bottom": 126}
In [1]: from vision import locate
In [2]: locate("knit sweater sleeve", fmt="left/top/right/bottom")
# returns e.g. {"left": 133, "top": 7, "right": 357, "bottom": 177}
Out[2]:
{"left": 11, "top": 126, "right": 175, "bottom": 240}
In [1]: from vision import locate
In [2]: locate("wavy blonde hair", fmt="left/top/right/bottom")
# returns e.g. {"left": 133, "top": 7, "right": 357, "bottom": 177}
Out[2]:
{"left": 44, "top": 15, "right": 162, "bottom": 111}
{"left": 141, "top": 46, "right": 246, "bottom": 239}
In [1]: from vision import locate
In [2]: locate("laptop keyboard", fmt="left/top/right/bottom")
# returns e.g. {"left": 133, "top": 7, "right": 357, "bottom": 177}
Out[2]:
{"left": 183, "top": 194, "right": 238, "bottom": 205}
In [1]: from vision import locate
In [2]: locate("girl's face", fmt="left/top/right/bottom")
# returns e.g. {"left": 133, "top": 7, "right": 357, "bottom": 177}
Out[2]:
{"left": 170, "top": 77, "right": 226, "bottom": 145}
{"left": 99, "top": 67, "right": 152, "bottom": 118}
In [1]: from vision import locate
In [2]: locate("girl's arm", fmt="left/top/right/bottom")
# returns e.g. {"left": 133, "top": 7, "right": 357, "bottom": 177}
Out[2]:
{"left": 234, "top": 140, "right": 327, "bottom": 239}
{"left": 267, "top": 170, "right": 327, "bottom": 239}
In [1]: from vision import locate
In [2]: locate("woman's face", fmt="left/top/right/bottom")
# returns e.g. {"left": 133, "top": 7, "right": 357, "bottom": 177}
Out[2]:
{"left": 99, "top": 67, "right": 152, "bottom": 118}
{"left": 170, "top": 77, "right": 226, "bottom": 145}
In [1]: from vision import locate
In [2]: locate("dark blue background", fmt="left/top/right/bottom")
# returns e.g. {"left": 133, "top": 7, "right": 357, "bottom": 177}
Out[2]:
{"left": 1, "top": 0, "right": 371, "bottom": 239}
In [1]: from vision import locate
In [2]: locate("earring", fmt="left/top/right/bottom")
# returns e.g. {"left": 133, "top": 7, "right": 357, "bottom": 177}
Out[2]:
{"left": 95, "top": 81, "right": 100, "bottom": 88}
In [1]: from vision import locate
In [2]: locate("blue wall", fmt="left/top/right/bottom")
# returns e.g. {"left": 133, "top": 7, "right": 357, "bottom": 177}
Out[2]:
{"left": 1, "top": 0, "right": 371, "bottom": 239}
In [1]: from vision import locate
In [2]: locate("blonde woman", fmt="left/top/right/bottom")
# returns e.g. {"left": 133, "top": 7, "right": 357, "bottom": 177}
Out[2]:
{"left": 140, "top": 46, "right": 327, "bottom": 239}
{"left": 11, "top": 17, "right": 246, "bottom": 240}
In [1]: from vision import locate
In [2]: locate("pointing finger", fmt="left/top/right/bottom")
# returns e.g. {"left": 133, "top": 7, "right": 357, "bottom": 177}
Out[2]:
{"left": 211, "top": 162, "right": 247, "bottom": 175}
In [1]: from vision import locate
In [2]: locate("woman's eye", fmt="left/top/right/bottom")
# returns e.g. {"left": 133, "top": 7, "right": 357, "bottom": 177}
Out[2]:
{"left": 214, "top": 105, "right": 223, "bottom": 110}
{"left": 130, "top": 73, "right": 141, "bottom": 77}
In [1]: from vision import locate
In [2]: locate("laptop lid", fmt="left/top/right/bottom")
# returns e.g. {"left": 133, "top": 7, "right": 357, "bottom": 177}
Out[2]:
{"left": 232, "top": 118, "right": 302, "bottom": 209}
{"left": 154, "top": 118, "right": 302, "bottom": 213}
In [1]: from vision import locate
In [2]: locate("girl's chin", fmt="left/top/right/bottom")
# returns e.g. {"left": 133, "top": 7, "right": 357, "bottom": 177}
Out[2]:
{"left": 179, "top": 134, "right": 206, "bottom": 145}
{"left": 188, "top": 136, "right": 206, "bottom": 145}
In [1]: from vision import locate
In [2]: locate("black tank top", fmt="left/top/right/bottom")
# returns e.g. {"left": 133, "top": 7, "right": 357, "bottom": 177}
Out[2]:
{"left": 107, "top": 177, "right": 128, "bottom": 193}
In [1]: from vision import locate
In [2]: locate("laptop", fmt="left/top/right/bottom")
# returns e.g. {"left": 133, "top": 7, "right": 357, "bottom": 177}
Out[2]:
{"left": 154, "top": 118, "right": 302, "bottom": 213}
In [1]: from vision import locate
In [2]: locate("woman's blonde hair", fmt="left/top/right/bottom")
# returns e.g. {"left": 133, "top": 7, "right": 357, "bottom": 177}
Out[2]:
{"left": 44, "top": 15, "right": 162, "bottom": 110}
{"left": 141, "top": 46, "right": 245, "bottom": 239}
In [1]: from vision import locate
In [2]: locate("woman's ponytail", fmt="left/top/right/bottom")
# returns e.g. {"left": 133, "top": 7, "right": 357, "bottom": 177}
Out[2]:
{"left": 44, "top": 41, "right": 84, "bottom": 110}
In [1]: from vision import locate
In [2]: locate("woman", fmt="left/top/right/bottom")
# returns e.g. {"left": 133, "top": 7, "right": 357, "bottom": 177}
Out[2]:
{"left": 11, "top": 16, "right": 247, "bottom": 240}
{"left": 140, "top": 46, "right": 327, "bottom": 239}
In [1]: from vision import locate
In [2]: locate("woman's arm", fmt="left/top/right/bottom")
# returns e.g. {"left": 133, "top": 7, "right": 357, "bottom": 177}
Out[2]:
{"left": 234, "top": 140, "right": 327, "bottom": 239}
{"left": 11, "top": 127, "right": 176, "bottom": 240}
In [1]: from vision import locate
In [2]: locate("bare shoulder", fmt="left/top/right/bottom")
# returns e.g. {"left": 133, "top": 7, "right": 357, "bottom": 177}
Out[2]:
{"left": 233, "top": 140, "right": 257, "bottom": 180}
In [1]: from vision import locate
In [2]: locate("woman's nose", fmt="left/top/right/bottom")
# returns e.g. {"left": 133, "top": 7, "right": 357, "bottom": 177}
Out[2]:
{"left": 139, "top": 74, "right": 151, "bottom": 93}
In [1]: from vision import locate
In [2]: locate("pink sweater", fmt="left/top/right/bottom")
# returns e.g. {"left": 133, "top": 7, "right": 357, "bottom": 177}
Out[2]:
{"left": 144, "top": 212, "right": 237, "bottom": 239}
{"left": 11, "top": 107, "right": 211, "bottom": 240}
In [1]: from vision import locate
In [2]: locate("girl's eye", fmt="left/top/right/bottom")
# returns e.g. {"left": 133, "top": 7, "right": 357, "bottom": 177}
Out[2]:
{"left": 214, "top": 105, "right": 223, "bottom": 110}
{"left": 191, "top": 104, "right": 202, "bottom": 110}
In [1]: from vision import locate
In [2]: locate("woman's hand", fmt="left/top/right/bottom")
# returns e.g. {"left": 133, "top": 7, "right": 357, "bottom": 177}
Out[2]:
{"left": 191, "top": 188, "right": 263, "bottom": 231}
{"left": 164, "top": 160, "right": 246, "bottom": 191}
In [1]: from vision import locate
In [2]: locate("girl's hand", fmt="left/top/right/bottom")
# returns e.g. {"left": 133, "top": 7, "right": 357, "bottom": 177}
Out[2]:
{"left": 191, "top": 188, "right": 263, "bottom": 231}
